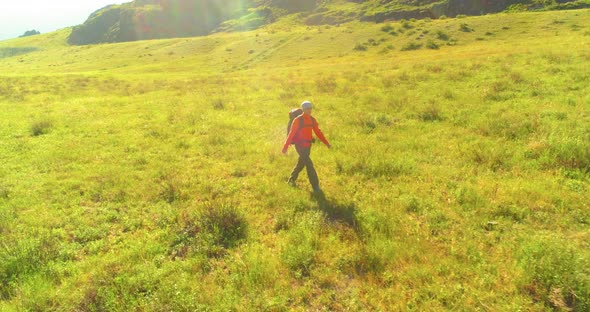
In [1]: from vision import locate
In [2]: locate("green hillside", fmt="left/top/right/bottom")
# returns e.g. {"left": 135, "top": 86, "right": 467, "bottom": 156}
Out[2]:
{"left": 66, "top": 0, "right": 590, "bottom": 44}
{"left": 1, "top": 8, "right": 590, "bottom": 311}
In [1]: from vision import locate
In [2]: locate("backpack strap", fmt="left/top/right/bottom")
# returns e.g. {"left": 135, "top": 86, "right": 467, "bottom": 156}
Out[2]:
{"left": 297, "top": 115, "right": 305, "bottom": 131}
{"left": 298, "top": 116, "right": 316, "bottom": 130}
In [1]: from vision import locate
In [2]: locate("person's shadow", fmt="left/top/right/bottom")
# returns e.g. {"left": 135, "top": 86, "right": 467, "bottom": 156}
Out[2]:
{"left": 311, "top": 191, "right": 358, "bottom": 231}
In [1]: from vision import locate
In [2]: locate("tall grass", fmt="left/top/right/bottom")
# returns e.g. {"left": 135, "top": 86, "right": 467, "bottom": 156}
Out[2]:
{"left": 519, "top": 237, "right": 590, "bottom": 311}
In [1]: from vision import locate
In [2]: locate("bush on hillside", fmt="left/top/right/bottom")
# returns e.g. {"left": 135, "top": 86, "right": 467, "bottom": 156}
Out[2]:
{"left": 426, "top": 40, "right": 439, "bottom": 49}
{"left": 30, "top": 120, "right": 53, "bottom": 137}
{"left": 419, "top": 105, "right": 443, "bottom": 121}
{"left": 0, "top": 185, "right": 8, "bottom": 200}
{"left": 436, "top": 30, "right": 450, "bottom": 41}
{"left": 171, "top": 203, "right": 248, "bottom": 259}
{"left": 200, "top": 203, "right": 248, "bottom": 250}
{"left": 381, "top": 24, "right": 394, "bottom": 32}
{"left": 459, "top": 23, "right": 474, "bottom": 32}
{"left": 401, "top": 19, "right": 414, "bottom": 29}
{"left": 401, "top": 41, "right": 422, "bottom": 51}
{"left": 264, "top": 0, "right": 317, "bottom": 12}
{"left": 354, "top": 43, "right": 368, "bottom": 51}
{"left": 19, "top": 30, "right": 40, "bottom": 38}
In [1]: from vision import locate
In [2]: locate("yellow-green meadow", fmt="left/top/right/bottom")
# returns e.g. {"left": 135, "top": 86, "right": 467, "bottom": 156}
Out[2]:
{"left": 1, "top": 9, "right": 589, "bottom": 311}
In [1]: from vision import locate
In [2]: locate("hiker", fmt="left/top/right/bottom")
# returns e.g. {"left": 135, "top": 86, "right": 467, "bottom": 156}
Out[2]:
{"left": 282, "top": 101, "right": 331, "bottom": 193}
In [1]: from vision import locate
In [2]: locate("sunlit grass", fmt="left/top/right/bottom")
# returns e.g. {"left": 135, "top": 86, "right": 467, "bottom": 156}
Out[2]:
{"left": 0, "top": 8, "right": 589, "bottom": 311}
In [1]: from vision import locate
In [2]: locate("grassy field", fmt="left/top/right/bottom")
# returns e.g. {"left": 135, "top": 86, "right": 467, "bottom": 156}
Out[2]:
{"left": 1, "top": 9, "right": 589, "bottom": 311}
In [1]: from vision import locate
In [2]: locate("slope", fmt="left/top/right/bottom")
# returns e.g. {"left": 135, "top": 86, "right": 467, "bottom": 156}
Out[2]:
{"left": 64, "top": 0, "right": 590, "bottom": 45}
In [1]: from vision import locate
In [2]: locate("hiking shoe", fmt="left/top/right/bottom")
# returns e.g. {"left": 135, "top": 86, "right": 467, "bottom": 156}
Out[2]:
{"left": 287, "top": 179, "right": 297, "bottom": 187}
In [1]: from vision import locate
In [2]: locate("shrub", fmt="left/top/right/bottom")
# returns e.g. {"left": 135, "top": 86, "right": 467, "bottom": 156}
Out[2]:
{"left": 381, "top": 24, "right": 394, "bottom": 32}
{"left": 170, "top": 203, "right": 248, "bottom": 259}
{"left": 30, "top": 120, "right": 53, "bottom": 136}
{"left": 426, "top": 40, "right": 439, "bottom": 49}
{"left": 446, "top": 38, "right": 459, "bottom": 46}
{"left": 200, "top": 203, "right": 248, "bottom": 250}
{"left": 212, "top": 98, "right": 224, "bottom": 110}
{"left": 401, "top": 19, "right": 414, "bottom": 29}
{"left": 380, "top": 45, "right": 395, "bottom": 53}
{"left": 357, "top": 115, "right": 377, "bottom": 133}
{"left": 459, "top": 23, "right": 473, "bottom": 32}
{"left": 427, "top": 210, "right": 450, "bottom": 236}
{"left": 419, "top": 105, "right": 443, "bottom": 121}
{"left": 493, "top": 204, "right": 529, "bottom": 222}
{"left": 354, "top": 43, "right": 368, "bottom": 51}
{"left": 0, "top": 185, "right": 8, "bottom": 199}
{"left": 367, "top": 38, "right": 380, "bottom": 46}
{"left": 436, "top": 30, "right": 450, "bottom": 41}
{"left": 160, "top": 180, "right": 182, "bottom": 204}
{"left": 404, "top": 196, "right": 422, "bottom": 213}
{"left": 401, "top": 42, "right": 422, "bottom": 51}
{"left": 468, "top": 141, "right": 513, "bottom": 172}
{"left": 19, "top": 30, "right": 40, "bottom": 37}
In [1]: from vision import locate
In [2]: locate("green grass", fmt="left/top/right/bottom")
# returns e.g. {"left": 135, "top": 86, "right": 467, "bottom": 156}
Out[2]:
{"left": 0, "top": 8, "right": 589, "bottom": 311}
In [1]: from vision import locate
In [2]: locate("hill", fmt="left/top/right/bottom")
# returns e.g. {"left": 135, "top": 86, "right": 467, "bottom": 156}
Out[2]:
{"left": 1, "top": 8, "right": 590, "bottom": 311}
{"left": 67, "top": 0, "right": 590, "bottom": 45}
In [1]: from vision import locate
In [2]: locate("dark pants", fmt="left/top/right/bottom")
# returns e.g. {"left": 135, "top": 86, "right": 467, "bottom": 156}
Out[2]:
{"left": 289, "top": 145, "right": 319, "bottom": 190}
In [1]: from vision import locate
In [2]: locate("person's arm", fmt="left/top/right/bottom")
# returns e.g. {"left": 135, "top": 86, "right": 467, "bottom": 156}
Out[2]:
{"left": 283, "top": 118, "right": 300, "bottom": 153}
{"left": 313, "top": 121, "right": 330, "bottom": 148}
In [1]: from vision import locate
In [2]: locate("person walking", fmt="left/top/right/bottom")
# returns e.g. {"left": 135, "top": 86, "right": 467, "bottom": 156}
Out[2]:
{"left": 282, "top": 101, "right": 331, "bottom": 193}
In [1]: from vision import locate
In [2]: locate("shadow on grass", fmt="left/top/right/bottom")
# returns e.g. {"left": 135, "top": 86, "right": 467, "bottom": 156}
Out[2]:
{"left": 311, "top": 191, "right": 359, "bottom": 231}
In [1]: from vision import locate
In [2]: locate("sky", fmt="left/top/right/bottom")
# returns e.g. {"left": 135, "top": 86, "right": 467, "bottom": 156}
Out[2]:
{"left": 0, "top": 1, "right": 131, "bottom": 40}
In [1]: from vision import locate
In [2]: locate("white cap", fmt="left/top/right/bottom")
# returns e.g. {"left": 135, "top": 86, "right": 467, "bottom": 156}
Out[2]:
{"left": 301, "top": 101, "right": 313, "bottom": 109}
